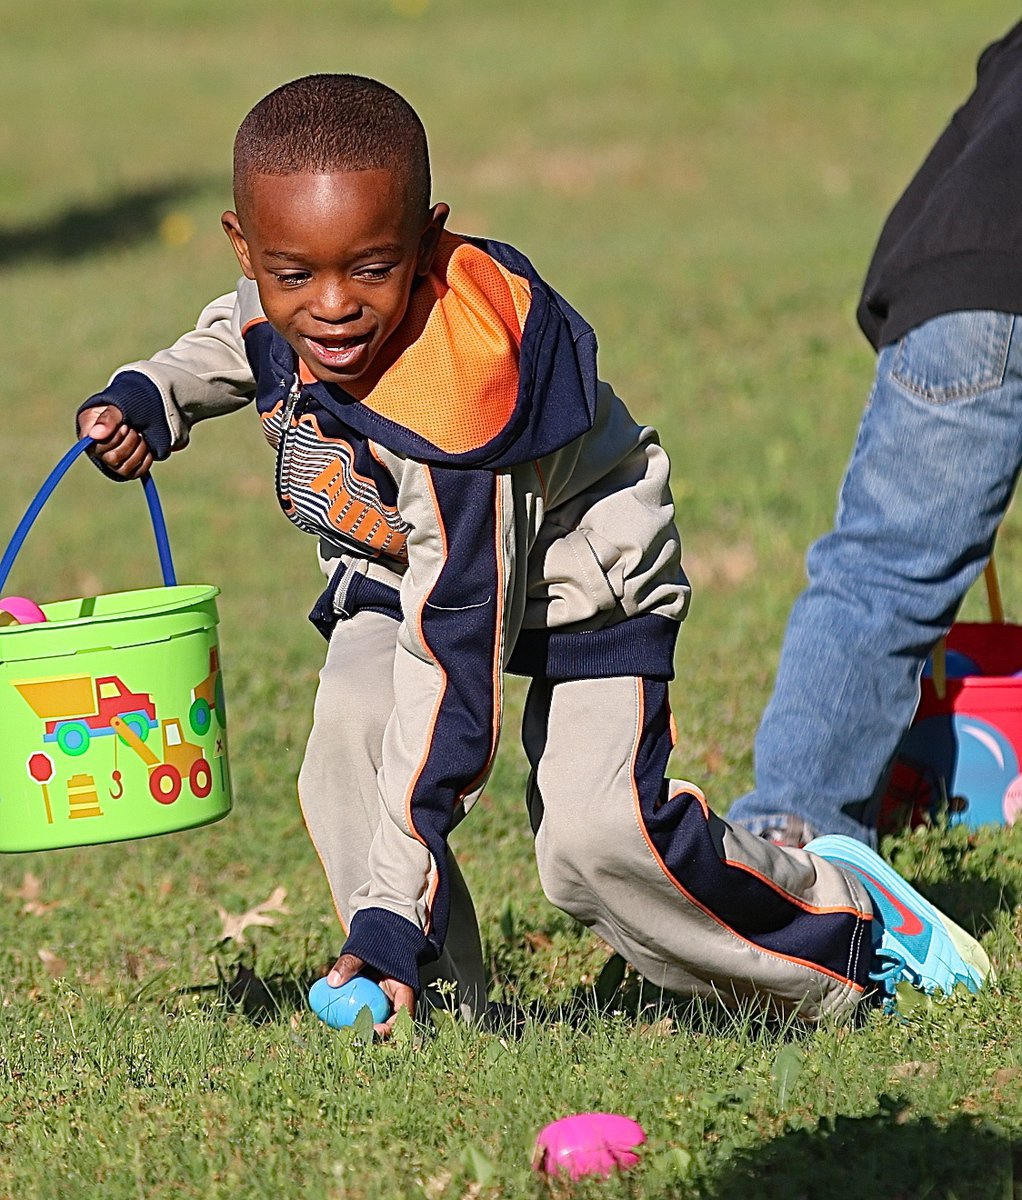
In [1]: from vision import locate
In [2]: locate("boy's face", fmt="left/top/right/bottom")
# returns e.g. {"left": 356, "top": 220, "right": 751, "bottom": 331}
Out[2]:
{"left": 222, "top": 169, "right": 447, "bottom": 386}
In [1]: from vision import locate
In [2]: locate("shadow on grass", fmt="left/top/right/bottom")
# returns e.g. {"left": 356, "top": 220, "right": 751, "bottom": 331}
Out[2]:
{"left": 176, "top": 948, "right": 854, "bottom": 1040}
{"left": 882, "top": 823, "right": 1022, "bottom": 937}
{"left": 171, "top": 953, "right": 730, "bottom": 1039}
{"left": 917, "top": 874, "right": 1019, "bottom": 939}
{"left": 0, "top": 179, "right": 211, "bottom": 265}
{"left": 483, "top": 953, "right": 844, "bottom": 1043}
{"left": 176, "top": 961, "right": 313, "bottom": 1025}
{"left": 703, "top": 1103, "right": 1017, "bottom": 1200}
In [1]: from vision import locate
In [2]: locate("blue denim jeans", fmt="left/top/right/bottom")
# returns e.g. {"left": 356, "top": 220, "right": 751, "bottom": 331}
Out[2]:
{"left": 728, "top": 310, "right": 1022, "bottom": 844}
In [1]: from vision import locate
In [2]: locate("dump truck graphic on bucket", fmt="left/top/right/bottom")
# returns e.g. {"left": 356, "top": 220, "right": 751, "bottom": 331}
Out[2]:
{"left": 14, "top": 674, "right": 157, "bottom": 756}
{"left": 188, "top": 647, "right": 225, "bottom": 736}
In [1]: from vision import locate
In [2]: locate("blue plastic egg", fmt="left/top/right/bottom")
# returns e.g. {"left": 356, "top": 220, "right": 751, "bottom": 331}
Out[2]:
{"left": 308, "top": 975, "right": 391, "bottom": 1029}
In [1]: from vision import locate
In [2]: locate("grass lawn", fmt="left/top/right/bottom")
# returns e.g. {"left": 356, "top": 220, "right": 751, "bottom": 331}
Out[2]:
{"left": 2, "top": 2, "right": 1022, "bottom": 1196}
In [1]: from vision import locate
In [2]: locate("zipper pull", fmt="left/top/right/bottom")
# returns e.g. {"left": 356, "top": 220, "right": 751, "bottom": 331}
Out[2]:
{"left": 281, "top": 372, "right": 302, "bottom": 426}
{"left": 274, "top": 372, "right": 303, "bottom": 511}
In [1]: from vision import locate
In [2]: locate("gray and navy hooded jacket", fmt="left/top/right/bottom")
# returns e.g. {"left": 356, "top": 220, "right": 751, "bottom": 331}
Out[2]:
{"left": 84, "top": 232, "right": 690, "bottom": 991}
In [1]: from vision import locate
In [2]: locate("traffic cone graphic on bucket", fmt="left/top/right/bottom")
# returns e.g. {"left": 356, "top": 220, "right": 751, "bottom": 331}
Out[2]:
{"left": 67, "top": 773, "right": 103, "bottom": 820}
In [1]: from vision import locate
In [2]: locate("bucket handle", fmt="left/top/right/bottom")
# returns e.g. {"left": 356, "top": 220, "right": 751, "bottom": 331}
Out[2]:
{"left": 0, "top": 437, "right": 176, "bottom": 595}
{"left": 931, "top": 552, "right": 1004, "bottom": 700}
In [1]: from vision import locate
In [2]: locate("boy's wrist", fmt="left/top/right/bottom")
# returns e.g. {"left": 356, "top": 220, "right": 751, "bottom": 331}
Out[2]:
{"left": 78, "top": 371, "right": 174, "bottom": 461}
{"left": 341, "top": 907, "right": 436, "bottom": 996}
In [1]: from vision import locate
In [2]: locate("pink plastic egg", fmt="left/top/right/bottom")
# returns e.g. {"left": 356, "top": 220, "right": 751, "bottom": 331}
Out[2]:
{"left": 0, "top": 596, "right": 47, "bottom": 627}
{"left": 533, "top": 1112, "right": 646, "bottom": 1179}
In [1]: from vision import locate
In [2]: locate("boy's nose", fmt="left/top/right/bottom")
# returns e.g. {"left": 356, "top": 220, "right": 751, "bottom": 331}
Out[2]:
{"left": 310, "top": 282, "right": 360, "bottom": 324}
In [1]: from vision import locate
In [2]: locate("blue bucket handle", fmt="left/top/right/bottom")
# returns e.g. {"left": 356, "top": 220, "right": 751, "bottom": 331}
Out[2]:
{"left": 0, "top": 436, "right": 177, "bottom": 595}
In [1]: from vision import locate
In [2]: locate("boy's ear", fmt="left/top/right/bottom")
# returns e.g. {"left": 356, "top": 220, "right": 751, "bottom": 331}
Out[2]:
{"left": 415, "top": 203, "right": 450, "bottom": 276}
{"left": 221, "top": 211, "right": 256, "bottom": 279}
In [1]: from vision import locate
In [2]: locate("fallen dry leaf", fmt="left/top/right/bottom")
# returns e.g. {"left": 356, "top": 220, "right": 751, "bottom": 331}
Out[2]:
{"left": 215, "top": 886, "right": 290, "bottom": 945}
{"left": 421, "top": 1170, "right": 452, "bottom": 1200}
{"left": 639, "top": 1016, "right": 676, "bottom": 1039}
{"left": 701, "top": 741, "right": 726, "bottom": 776}
{"left": 12, "top": 872, "right": 42, "bottom": 902}
{"left": 12, "top": 873, "right": 61, "bottom": 917}
{"left": 37, "top": 949, "right": 66, "bottom": 978}
{"left": 890, "top": 1060, "right": 938, "bottom": 1081}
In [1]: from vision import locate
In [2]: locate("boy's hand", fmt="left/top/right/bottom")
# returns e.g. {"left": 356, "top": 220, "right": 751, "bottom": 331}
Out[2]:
{"left": 78, "top": 404, "right": 154, "bottom": 480}
{"left": 328, "top": 952, "right": 415, "bottom": 1039}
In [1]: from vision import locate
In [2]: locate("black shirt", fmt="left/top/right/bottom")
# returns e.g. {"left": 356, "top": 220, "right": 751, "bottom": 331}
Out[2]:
{"left": 858, "top": 20, "right": 1022, "bottom": 349}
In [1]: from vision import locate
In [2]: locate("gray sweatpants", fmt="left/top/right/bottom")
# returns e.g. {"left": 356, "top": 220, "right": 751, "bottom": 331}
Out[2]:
{"left": 299, "top": 611, "right": 875, "bottom": 1022}
{"left": 298, "top": 610, "right": 488, "bottom": 1019}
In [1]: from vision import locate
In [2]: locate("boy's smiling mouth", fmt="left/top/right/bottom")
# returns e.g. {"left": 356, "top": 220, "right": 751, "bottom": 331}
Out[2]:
{"left": 223, "top": 168, "right": 451, "bottom": 388}
{"left": 301, "top": 332, "right": 373, "bottom": 373}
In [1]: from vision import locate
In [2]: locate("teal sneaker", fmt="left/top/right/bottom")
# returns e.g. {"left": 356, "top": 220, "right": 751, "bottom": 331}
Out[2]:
{"left": 804, "top": 834, "right": 990, "bottom": 1010}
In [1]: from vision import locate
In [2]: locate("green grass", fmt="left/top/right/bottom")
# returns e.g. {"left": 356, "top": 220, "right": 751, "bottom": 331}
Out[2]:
{"left": 3, "top": 1, "right": 1022, "bottom": 1196}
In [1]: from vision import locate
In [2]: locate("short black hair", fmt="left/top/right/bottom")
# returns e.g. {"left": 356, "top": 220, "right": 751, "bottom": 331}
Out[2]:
{"left": 234, "top": 74, "right": 430, "bottom": 215}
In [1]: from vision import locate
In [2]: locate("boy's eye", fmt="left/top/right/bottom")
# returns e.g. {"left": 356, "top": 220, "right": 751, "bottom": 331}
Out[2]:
{"left": 274, "top": 272, "right": 310, "bottom": 288}
{"left": 355, "top": 265, "right": 396, "bottom": 282}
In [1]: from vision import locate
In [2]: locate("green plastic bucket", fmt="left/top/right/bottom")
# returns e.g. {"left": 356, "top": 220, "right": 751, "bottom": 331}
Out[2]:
{"left": 0, "top": 440, "right": 232, "bottom": 851}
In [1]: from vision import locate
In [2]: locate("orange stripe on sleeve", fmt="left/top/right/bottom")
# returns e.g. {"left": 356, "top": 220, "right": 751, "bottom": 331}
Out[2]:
{"left": 242, "top": 315, "right": 268, "bottom": 337}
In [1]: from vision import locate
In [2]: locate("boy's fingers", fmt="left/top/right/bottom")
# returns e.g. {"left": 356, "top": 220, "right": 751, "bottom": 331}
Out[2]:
{"left": 115, "top": 438, "right": 154, "bottom": 480}
{"left": 374, "top": 982, "right": 415, "bottom": 1038}
{"left": 327, "top": 953, "right": 364, "bottom": 988}
{"left": 102, "top": 428, "right": 138, "bottom": 464}
{"left": 324, "top": 957, "right": 414, "bottom": 1039}
{"left": 78, "top": 417, "right": 153, "bottom": 480}
{"left": 78, "top": 404, "right": 125, "bottom": 443}
{"left": 88, "top": 423, "right": 128, "bottom": 451}
{"left": 99, "top": 428, "right": 153, "bottom": 476}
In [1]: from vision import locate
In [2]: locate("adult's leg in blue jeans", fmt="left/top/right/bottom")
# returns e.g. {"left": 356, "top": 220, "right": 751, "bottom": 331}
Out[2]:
{"left": 729, "top": 311, "right": 1022, "bottom": 845}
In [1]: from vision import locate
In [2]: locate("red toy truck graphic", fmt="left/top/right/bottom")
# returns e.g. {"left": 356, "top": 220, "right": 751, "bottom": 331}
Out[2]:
{"left": 14, "top": 674, "right": 157, "bottom": 757}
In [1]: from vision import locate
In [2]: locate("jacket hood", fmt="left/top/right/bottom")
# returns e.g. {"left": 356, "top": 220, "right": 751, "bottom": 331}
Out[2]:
{"left": 288, "top": 232, "right": 599, "bottom": 469}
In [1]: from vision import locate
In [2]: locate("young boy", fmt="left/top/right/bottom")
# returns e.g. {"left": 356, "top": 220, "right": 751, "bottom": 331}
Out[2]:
{"left": 79, "top": 74, "right": 988, "bottom": 1032}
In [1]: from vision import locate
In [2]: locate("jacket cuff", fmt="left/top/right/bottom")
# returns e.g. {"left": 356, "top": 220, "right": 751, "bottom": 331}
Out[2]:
{"left": 77, "top": 370, "right": 175, "bottom": 464}
{"left": 341, "top": 908, "right": 436, "bottom": 994}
